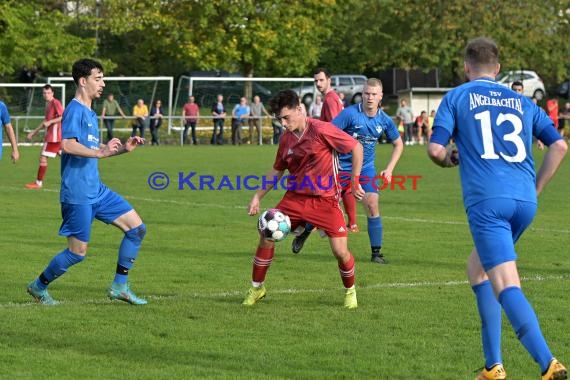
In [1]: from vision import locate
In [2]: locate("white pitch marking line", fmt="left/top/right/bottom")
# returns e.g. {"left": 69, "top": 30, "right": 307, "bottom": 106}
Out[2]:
{"left": 3, "top": 274, "right": 568, "bottom": 308}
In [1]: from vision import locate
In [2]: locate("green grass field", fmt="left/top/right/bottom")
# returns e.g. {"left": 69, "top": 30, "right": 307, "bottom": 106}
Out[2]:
{"left": 1, "top": 143, "right": 569, "bottom": 379}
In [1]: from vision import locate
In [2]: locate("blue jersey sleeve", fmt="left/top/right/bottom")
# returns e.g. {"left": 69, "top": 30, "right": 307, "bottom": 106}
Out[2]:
{"left": 0, "top": 102, "right": 10, "bottom": 126}
{"left": 62, "top": 103, "right": 83, "bottom": 140}
{"left": 430, "top": 126, "right": 452, "bottom": 146}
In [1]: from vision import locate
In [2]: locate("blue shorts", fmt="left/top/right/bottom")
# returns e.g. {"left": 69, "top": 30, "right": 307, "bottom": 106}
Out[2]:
{"left": 339, "top": 166, "right": 380, "bottom": 194}
{"left": 466, "top": 198, "right": 536, "bottom": 271}
{"left": 59, "top": 189, "right": 133, "bottom": 242}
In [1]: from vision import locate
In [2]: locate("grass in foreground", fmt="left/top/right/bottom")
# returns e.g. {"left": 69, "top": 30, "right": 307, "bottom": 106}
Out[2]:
{"left": 0, "top": 144, "right": 569, "bottom": 379}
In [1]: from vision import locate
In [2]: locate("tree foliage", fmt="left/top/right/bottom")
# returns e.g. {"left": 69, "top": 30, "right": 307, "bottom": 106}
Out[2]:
{"left": 0, "top": 1, "right": 97, "bottom": 79}
{"left": 1, "top": 0, "right": 569, "bottom": 88}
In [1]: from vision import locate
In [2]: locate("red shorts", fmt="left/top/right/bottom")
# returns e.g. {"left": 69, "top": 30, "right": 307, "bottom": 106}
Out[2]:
{"left": 41, "top": 142, "right": 61, "bottom": 158}
{"left": 276, "top": 192, "right": 347, "bottom": 238}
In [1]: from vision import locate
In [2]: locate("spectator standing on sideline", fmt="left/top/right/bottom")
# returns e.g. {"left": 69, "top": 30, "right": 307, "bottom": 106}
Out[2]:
{"left": 131, "top": 98, "right": 148, "bottom": 139}
{"left": 557, "top": 102, "right": 570, "bottom": 138}
{"left": 309, "top": 94, "right": 323, "bottom": 119}
{"left": 513, "top": 82, "right": 545, "bottom": 151}
{"left": 428, "top": 37, "right": 567, "bottom": 380}
{"left": 182, "top": 95, "right": 199, "bottom": 145}
{"left": 338, "top": 92, "right": 349, "bottom": 107}
{"left": 231, "top": 97, "right": 250, "bottom": 145}
{"left": 271, "top": 118, "right": 283, "bottom": 144}
{"left": 149, "top": 99, "right": 164, "bottom": 146}
{"left": 25, "top": 84, "right": 63, "bottom": 189}
{"left": 333, "top": 78, "right": 403, "bottom": 264}
{"left": 26, "top": 58, "right": 148, "bottom": 306}
{"left": 414, "top": 110, "right": 429, "bottom": 145}
{"left": 101, "top": 93, "right": 126, "bottom": 142}
{"left": 397, "top": 98, "right": 414, "bottom": 145}
{"left": 546, "top": 97, "right": 560, "bottom": 136}
{"left": 0, "top": 99, "right": 20, "bottom": 163}
{"left": 211, "top": 94, "right": 226, "bottom": 145}
{"left": 242, "top": 89, "right": 364, "bottom": 309}
{"left": 292, "top": 67, "right": 356, "bottom": 255}
{"left": 248, "top": 95, "right": 271, "bottom": 145}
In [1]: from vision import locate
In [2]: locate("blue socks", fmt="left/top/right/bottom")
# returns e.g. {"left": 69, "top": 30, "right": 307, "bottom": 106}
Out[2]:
{"left": 114, "top": 224, "right": 146, "bottom": 284}
{"left": 499, "top": 286, "right": 553, "bottom": 372}
{"left": 36, "top": 248, "right": 85, "bottom": 290}
{"left": 367, "top": 216, "right": 383, "bottom": 249}
{"left": 473, "top": 280, "right": 502, "bottom": 368}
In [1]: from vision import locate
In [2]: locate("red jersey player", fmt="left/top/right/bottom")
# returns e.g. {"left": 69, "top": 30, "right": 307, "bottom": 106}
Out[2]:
{"left": 292, "top": 68, "right": 359, "bottom": 255}
{"left": 25, "top": 84, "right": 63, "bottom": 189}
{"left": 242, "top": 89, "right": 364, "bottom": 309}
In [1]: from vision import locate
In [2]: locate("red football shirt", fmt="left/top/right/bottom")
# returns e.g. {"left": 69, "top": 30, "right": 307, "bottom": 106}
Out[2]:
{"left": 44, "top": 98, "right": 63, "bottom": 143}
{"left": 273, "top": 118, "right": 357, "bottom": 197}
{"left": 183, "top": 103, "right": 200, "bottom": 122}
{"left": 320, "top": 90, "right": 344, "bottom": 122}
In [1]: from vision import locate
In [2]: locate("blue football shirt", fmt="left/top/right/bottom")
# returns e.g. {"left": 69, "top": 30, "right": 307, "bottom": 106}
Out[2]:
{"left": 432, "top": 78, "right": 557, "bottom": 208}
{"left": 60, "top": 99, "right": 108, "bottom": 204}
{"left": 0, "top": 101, "right": 11, "bottom": 159}
{"left": 333, "top": 103, "right": 400, "bottom": 171}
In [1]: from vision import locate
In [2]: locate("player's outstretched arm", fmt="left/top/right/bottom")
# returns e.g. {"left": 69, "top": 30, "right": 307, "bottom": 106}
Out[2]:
{"left": 536, "top": 139, "right": 567, "bottom": 196}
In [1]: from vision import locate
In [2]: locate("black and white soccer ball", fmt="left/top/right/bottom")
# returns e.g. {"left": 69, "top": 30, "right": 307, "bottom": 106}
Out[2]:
{"left": 258, "top": 208, "right": 291, "bottom": 242}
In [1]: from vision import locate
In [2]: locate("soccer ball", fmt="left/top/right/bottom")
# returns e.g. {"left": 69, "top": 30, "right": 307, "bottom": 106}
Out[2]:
{"left": 258, "top": 208, "right": 291, "bottom": 242}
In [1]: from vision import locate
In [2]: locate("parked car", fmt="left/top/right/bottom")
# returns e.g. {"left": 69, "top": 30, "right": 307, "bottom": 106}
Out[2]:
{"left": 496, "top": 70, "right": 545, "bottom": 100}
{"left": 294, "top": 74, "right": 367, "bottom": 107}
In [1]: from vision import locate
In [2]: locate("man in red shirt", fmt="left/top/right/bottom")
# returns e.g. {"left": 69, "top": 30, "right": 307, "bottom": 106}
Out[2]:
{"left": 292, "top": 68, "right": 359, "bottom": 255}
{"left": 182, "top": 95, "right": 200, "bottom": 145}
{"left": 243, "top": 89, "right": 364, "bottom": 309}
{"left": 25, "top": 84, "right": 63, "bottom": 189}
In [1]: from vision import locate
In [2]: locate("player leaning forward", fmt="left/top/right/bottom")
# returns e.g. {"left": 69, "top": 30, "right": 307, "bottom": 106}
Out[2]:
{"left": 27, "top": 58, "right": 148, "bottom": 306}
{"left": 243, "top": 89, "right": 364, "bottom": 309}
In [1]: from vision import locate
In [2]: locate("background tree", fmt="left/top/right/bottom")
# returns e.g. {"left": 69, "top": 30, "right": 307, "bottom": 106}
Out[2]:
{"left": 0, "top": 1, "right": 97, "bottom": 80}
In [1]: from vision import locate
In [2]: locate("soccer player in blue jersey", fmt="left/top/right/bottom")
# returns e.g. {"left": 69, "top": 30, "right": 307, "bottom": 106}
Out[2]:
{"left": 27, "top": 58, "right": 148, "bottom": 306}
{"left": 333, "top": 78, "right": 403, "bottom": 264}
{"left": 428, "top": 37, "right": 567, "bottom": 380}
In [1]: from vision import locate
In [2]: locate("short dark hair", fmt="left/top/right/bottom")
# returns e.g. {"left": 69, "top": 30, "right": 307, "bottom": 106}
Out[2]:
{"left": 511, "top": 81, "right": 524, "bottom": 89}
{"left": 313, "top": 67, "right": 331, "bottom": 78}
{"left": 268, "top": 90, "right": 300, "bottom": 115}
{"left": 464, "top": 37, "right": 499, "bottom": 71}
{"left": 71, "top": 58, "right": 104, "bottom": 85}
{"left": 43, "top": 84, "right": 54, "bottom": 91}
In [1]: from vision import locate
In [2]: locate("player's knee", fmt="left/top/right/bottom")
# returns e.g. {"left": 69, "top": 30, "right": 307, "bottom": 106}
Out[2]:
{"left": 126, "top": 223, "right": 146, "bottom": 244}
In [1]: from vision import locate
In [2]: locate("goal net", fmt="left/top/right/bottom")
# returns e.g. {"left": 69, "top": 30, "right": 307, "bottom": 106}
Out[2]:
{"left": 0, "top": 83, "right": 66, "bottom": 144}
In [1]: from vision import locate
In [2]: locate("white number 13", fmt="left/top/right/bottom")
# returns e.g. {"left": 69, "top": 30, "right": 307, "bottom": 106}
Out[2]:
{"left": 475, "top": 110, "right": 526, "bottom": 163}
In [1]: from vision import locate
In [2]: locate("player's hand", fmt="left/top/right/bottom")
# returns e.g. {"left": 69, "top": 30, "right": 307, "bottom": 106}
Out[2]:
{"left": 26, "top": 132, "right": 34, "bottom": 141}
{"left": 352, "top": 182, "right": 365, "bottom": 201}
{"left": 98, "top": 138, "right": 121, "bottom": 157}
{"left": 537, "top": 140, "right": 545, "bottom": 151}
{"left": 248, "top": 196, "right": 260, "bottom": 216}
{"left": 125, "top": 136, "right": 145, "bottom": 152}
{"left": 380, "top": 169, "right": 392, "bottom": 184}
{"left": 11, "top": 150, "right": 19, "bottom": 164}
